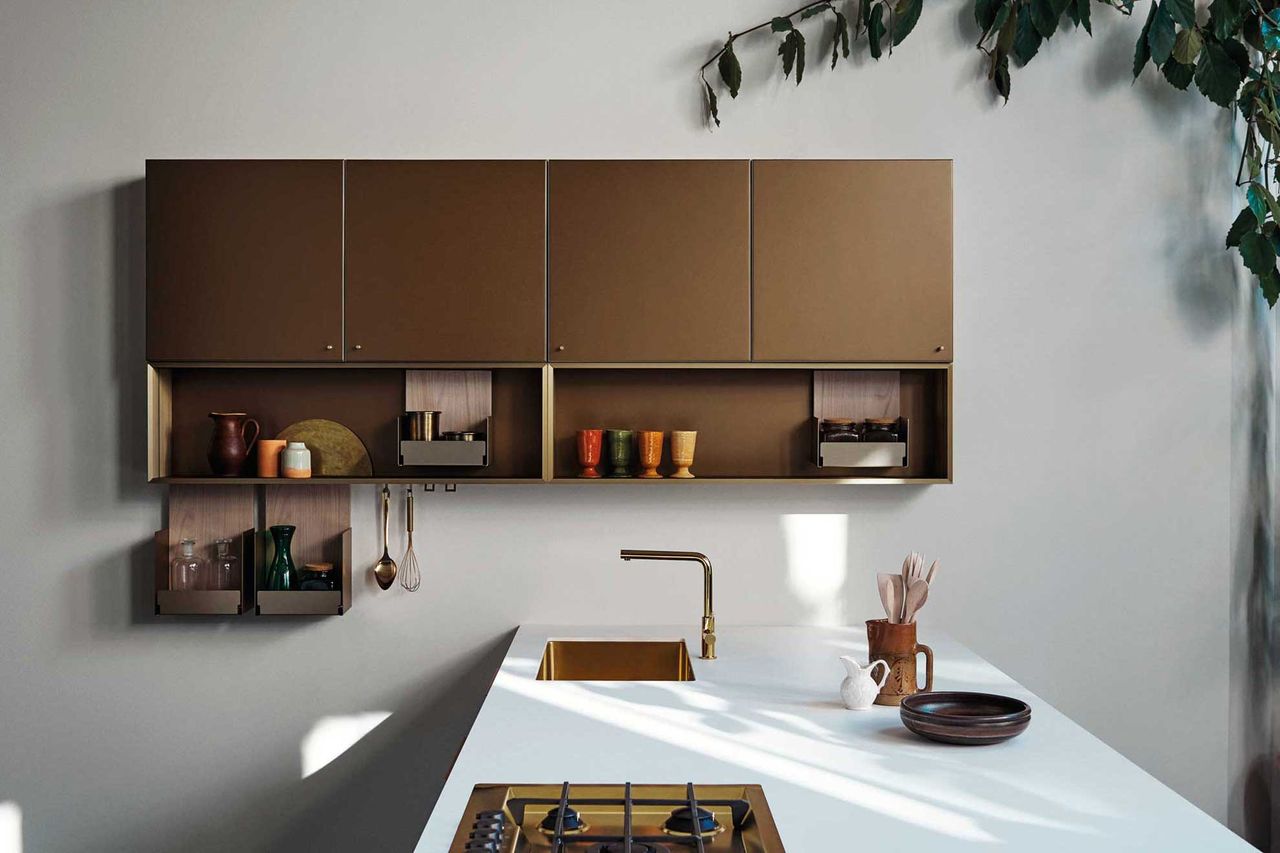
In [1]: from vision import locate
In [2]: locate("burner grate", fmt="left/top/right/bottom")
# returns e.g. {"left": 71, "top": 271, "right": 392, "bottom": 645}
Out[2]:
{"left": 525, "top": 781, "right": 732, "bottom": 852}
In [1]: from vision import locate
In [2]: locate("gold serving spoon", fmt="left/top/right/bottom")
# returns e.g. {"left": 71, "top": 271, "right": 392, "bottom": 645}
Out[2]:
{"left": 373, "top": 484, "right": 397, "bottom": 590}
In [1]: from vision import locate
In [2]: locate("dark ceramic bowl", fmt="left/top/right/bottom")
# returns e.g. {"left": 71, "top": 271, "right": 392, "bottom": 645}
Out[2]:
{"left": 900, "top": 691, "right": 1031, "bottom": 745}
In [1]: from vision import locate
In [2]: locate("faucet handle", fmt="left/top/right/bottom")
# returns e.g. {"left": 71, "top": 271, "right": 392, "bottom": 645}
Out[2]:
{"left": 701, "top": 615, "right": 717, "bottom": 660}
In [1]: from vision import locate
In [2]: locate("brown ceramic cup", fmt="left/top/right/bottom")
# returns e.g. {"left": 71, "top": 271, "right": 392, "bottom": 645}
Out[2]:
{"left": 866, "top": 618, "right": 934, "bottom": 706}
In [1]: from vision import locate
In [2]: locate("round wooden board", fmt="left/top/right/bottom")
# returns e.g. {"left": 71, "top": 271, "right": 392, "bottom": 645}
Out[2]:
{"left": 277, "top": 419, "right": 374, "bottom": 476}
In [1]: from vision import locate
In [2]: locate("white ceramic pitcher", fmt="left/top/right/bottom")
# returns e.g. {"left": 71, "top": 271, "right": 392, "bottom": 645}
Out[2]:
{"left": 840, "top": 656, "right": 890, "bottom": 710}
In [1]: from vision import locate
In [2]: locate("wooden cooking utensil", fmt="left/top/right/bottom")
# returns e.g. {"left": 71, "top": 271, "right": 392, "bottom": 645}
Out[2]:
{"left": 926, "top": 559, "right": 940, "bottom": 586}
{"left": 889, "top": 574, "right": 905, "bottom": 624}
{"left": 902, "top": 578, "right": 930, "bottom": 623}
{"left": 877, "top": 573, "right": 899, "bottom": 623}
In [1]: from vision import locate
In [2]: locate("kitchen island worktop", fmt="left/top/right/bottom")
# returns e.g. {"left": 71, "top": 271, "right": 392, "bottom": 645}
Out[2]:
{"left": 415, "top": 625, "right": 1246, "bottom": 851}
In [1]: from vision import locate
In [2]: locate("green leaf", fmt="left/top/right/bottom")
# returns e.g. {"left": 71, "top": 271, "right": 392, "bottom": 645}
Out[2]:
{"left": 1165, "top": 0, "right": 1196, "bottom": 29}
{"left": 869, "top": 4, "right": 887, "bottom": 58}
{"left": 1013, "top": 5, "right": 1044, "bottom": 64}
{"left": 1265, "top": 221, "right": 1280, "bottom": 255}
{"left": 1161, "top": 56, "right": 1195, "bottom": 88}
{"left": 772, "top": 16, "right": 794, "bottom": 32}
{"left": 1134, "top": 0, "right": 1158, "bottom": 77}
{"left": 1226, "top": 207, "right": 1258, "bottom": 247}
{"left": 984, "top": 0, "right": 1013, "bottom": 44}
{"left": 1222, "top": 35, "right": 1249, "bottom": 73}
{"left": 976, "top": 0, "right": 1001, "bottom": 32}
{"left": 1078, "top": 0, "right": 1093, "bottom": 34}
{"left": 994, "top": 50, "right": 1012, "bottom": 100}
{"left": 1194, "top": 37, "right": 1245, "bottom": 106}
{"left": 703, "top": 80, "right": 720, "bottom": 127}
{"left": 1209, "top": 0, "right": 1241, "bottom": 41}
{"left": 892, "top": 0, "right": 923, "bottom": 44}
{"left": 837, "top": 11, "right": 851, "bottom": 57}
{"left": 1032, "top": 0, "right": 1061, "bottom": 38}
{"left": 718, "top": 39, "right": 742, "bottom": 98}
{"left": 793, "top": 29, "right": 806, "bottom": 83}
{"left": 997, "top": 4, "right": 1018, "bottom": 50}
{"left": 779, "top": 30, "right": 797, "bottom": 76}
{"left": 1263, "top": 16, "right": 1280, "bottom": 50}
{"left": 1240, "top": 230, "right": 1278, "bottom": 277}
{"left": 1261, "top": 269, "right": 1280, "bottom": 307}
{"left": 1252, "top": 181, "right": 1280, "bottom": 226}
{"left": 1248, "top": 183, "right": 1269, "bottom": 222}
{"left": 1172, "top": 28, "right": 1202, "bottom": 64}
{"left": 1244, "top": 13, "right": 1264, "bottom": 52}
{"left": 1148, "top": 3, "right": 1176, "bottom": 65}
{"left": 801, "top": 4, "right": 829, "bottom": 18}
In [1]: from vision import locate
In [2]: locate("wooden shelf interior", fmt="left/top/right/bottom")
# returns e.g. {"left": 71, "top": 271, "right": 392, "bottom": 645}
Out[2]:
{"left": 551, "top": 367, "right": 948, "bottom": 480}
{"left": 155, "top": 485, "right": 256, "bottom": 615}
{"left": 156, "top": 366, "right": 543, "bottom": 480}
{"left": 256, "top": 484, "right": 352, "bottom": 615}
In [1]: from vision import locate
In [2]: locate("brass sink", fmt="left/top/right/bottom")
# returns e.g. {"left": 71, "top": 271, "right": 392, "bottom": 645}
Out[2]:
{"left": 536, "top": 640, "right": 696, "bottom": 681}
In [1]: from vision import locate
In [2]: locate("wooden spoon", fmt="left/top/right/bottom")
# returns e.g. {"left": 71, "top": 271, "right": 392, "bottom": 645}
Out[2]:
{"left": 902, "top": 578, "right": 930, "bottom": 623}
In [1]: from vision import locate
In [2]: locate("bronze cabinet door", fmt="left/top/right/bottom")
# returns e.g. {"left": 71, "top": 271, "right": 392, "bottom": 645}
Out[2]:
{"left": 344, "top": 161, "right": 546, "bottom": 362}
{"left": 548, "top": 160, "right": 751, "bottom": 362}
{"left": 146, "top": 160, "right": 343, "bottom": 362}
{"left": 752, "top": 160, "right": 953, "bottom": 362}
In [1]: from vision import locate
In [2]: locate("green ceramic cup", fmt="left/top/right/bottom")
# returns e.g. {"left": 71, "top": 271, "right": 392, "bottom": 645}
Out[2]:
{"left": 606, "top": 429, "right": 634, "bottom": 478}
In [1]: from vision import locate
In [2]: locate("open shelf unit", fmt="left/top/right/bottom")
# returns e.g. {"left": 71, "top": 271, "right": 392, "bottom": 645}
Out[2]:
{"left": 148, "top": 362, "right": 950, "bottom": 485}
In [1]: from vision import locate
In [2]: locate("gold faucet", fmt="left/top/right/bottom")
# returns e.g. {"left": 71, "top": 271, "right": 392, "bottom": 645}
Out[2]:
{"left": 619, "top": 549, "right": 716, "bottom": 660}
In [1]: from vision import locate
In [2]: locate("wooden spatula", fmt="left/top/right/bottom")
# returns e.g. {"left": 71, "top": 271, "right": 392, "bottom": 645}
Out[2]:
{"left": 877, "top": 572, "right": 901, "bottom": 623}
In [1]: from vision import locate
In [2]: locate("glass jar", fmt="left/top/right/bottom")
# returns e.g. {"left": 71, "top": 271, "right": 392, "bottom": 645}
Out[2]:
{"left": 263, "top": 524, "right": 297, "bottom": 591}
{"left": 863, "top": 418, "right": 901, "bottom": 442}
{"left": 299, "top": 562, "right": 337, "bottom": 591}
{"left": 211, "top": 538, "right": 239, "bottom": 591}
{"left": 822, "top": 418, "right": 861, "bottom": 442}
{"left": 170, "top": 538, "right": 207, "bottom": 591}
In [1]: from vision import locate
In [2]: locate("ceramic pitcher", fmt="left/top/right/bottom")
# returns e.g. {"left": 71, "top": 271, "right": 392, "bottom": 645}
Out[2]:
{"left": 840, "top": 656, "right": 890, "bottom": 710}
{"left": 866, "top": 618, "right": 934, "bottom": 706}
{"left": 207, "top": 412, "right": 259, "bottom": 477}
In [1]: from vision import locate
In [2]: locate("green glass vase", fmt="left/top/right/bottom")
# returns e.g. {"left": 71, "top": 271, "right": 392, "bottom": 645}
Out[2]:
{"left": 264, "top": 524, "right": 296, "bottom": 591}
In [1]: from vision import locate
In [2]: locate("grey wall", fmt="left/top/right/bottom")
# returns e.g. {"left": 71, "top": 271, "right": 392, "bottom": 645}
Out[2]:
{"left": 0, "top": 1, "right": 1248, "bottom": 851}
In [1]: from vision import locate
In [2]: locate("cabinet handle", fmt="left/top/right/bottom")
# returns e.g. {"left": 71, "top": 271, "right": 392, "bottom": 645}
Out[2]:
{"left": 325, "top": 344, "right": 334, "bottom": 351}
{"left": 935, "top": 345, "right": 946, "bottom": 353}
{"left": 352, "top": 344, "right": 363, "bottom": 351}
{"left": 555, "top": 345, "right": 565, "bottom": 353}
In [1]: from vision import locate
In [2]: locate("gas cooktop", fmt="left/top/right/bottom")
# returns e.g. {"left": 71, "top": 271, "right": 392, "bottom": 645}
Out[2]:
{"left": 448, "top": 782, "right": 784, "bottom": 852}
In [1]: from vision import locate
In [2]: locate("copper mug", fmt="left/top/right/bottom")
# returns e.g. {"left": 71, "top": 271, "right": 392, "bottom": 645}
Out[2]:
{"left": 866, "top": 618, "right": 933, "bottom": 706}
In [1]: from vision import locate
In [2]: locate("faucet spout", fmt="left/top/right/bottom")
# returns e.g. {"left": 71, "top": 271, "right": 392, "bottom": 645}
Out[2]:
{"left": 620, "top": 549, "right": 716, "bottom": 660}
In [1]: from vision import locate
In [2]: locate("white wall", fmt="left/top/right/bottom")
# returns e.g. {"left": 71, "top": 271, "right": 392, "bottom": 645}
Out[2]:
{"left": 0, "top": 1, "right": 1243, "bottom": 850}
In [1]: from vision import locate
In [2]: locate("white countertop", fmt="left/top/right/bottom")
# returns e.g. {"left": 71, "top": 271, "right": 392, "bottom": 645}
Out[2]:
{"left": 416, "top": 625, "right": 1246, "bottom": 851}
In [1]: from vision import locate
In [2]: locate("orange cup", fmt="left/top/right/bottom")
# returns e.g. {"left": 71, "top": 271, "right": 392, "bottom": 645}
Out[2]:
{"left": 256, "top": 439, "right": 288, "bottom": 478}
{"left": 637, "top": 430, "right": 664, "bottom": 479}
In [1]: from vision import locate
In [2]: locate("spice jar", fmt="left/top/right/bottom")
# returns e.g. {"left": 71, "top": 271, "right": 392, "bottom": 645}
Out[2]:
{"left": 299, "top": 562, "right": 337, "bottom": 591}
{"left": 863, "top": 418, "right": 901, "bottom": 442}
{"left": 822, "top": 418, "right": 861, "bottom": 442}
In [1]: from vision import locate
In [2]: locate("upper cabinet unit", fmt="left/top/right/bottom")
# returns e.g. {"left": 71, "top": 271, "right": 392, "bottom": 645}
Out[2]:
{"left": 752, "top": 160, "right": 953, "bottom": 363}
{"left": 548, "top": 160, "right": 751, "bottom": 363}
{"left": 344, "top": 161, "right": 547, "bottom": 362}
{"left": 146, "top": 160, "right": 344, "bottom": 363}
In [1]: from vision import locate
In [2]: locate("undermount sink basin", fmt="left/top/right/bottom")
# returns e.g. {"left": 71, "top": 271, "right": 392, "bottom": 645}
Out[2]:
{"left": 536, "top": 639, "right": 696, "bottom": 681}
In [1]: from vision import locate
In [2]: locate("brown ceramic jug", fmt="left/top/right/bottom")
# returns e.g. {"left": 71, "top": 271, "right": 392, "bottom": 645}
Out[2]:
{"left": 866, "top": 618, "right": 934, "bottom": 706}
{"left": 207, "top": 412, "right": 259, "bottom": 477}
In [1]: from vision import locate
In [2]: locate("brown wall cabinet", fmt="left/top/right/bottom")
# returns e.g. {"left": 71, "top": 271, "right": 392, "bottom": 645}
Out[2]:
{"left": 548, "top": 160, "right": 751, "bottom": 363}
{"left": 146, "top": 160, "right": 344, "bottom": 362}
{"left": 752, "top": 160, "right": 953, "bottom": 363}
{"left": 344, "top": 161, "right": 546, "bottom": 362}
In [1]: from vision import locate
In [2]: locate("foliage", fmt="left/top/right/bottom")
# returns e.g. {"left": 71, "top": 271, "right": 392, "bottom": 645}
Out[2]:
{"left": 699, "top": 0, "right": 1280, "bottom": 306}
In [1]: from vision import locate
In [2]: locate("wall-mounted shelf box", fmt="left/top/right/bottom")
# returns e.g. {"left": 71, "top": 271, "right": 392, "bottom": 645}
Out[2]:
{"left": 399, "top": 418, "right": 491, "bottom": 467}
{"left": 256, "top": 528, "right": 352, "bottom": 616}
{"left": 154, "top": 528, "right": 255, "bottom": 615}
{"left": 814, "top": 418, "right": 909, "bottom": 469}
